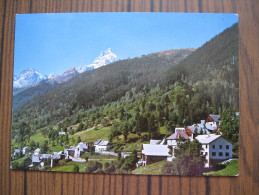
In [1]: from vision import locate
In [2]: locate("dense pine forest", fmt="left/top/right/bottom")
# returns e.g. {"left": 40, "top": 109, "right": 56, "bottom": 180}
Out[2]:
{"left": 11, "top": 24, "right": 239, "bottom": 174}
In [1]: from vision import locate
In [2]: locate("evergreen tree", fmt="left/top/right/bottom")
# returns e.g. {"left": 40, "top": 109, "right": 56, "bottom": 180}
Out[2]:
{"left": 162, "top": 139, "right": 205, "bottom": 176}
{"left": 220, "top": 108, "right": 239, "bottom": 147}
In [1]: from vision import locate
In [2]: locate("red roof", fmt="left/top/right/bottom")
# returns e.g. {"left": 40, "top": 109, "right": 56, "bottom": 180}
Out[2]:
{"left": 167, "top": 129, "right": 189, "bottom": 140}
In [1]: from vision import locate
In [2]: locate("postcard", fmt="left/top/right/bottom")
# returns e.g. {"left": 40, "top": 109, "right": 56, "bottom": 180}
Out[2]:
{"left": 11, "top": 12, "right": 239, "bottom": 176}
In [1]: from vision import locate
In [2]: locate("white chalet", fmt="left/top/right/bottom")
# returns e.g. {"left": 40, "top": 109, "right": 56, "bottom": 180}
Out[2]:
{"left": 65, "top": 142, "right": 89, "bottom": 158}
{"left": 94, "top": 140, "right": 112, "bottom": 151}
{"left": 195, "top": 134, "right": 233, "bottom": 167}
{"left": 22, "top": 147, "right": 30, "bottom": 155}
{"left": 34, "top": 148, "right": 41, "bottom": 156}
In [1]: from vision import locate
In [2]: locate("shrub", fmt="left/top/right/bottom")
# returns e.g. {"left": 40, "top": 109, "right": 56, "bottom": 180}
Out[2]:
{"left": 85, "top": 161, "right": 103, "bottom": 173}
{"left": 59, "top": 159, "right": 72, "bottom": 166}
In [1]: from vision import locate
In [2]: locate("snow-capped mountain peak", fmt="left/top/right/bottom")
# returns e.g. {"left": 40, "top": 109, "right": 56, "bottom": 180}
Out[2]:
{"left": 77, "top": 48, "right": 119, "bottom": 73}
{"left": 14, "top": 49, "right": 119, "bottom": 88}
{"left": 13, "top": 68, "right": 47, "bottom": 88}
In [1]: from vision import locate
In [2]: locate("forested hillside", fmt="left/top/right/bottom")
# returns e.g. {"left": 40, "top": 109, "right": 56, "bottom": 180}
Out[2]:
{"left": 12, "top": 49, "right": 194, "bottom": 127}
{"left": 167, "top": 23, "right": 238, "bottom": 84}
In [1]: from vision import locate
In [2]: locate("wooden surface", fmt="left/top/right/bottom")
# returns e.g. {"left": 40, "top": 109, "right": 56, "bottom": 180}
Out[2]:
{"left": 0, "top": 0, "right": 259, "bottom": 194}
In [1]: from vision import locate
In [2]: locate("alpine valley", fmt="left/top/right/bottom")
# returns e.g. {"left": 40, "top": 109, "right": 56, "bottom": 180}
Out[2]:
{"left": 11, "top": 24, "right": 239, "bottom": 176}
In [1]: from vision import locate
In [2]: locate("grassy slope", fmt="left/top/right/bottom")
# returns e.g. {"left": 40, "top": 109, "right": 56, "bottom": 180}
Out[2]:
{"left": 204, "top": 160, "right": 239, "bottom": 176}
{"left": 51, "top": 165, "right": 75, "bottom": 172}
{"left": 72, "top": 127, "right": 112, "bottom": 142}
{"left": 132, "top": 160, "right": 167, "bottom": 175}
{"left": 11, "top": 156, "right": 27, "bottom": 164}
{"left": 30, "top": 133, "right": 48, "bottom": 145}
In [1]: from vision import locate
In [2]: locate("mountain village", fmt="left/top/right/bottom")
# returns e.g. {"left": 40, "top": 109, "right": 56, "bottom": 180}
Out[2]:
{"left": 12, "top": 113, "right": 238, "bottom": 175}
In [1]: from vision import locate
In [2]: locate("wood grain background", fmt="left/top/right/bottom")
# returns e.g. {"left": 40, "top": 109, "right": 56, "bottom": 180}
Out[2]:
{"left": 0, "top": 0, "right": 259, "bottom": 194}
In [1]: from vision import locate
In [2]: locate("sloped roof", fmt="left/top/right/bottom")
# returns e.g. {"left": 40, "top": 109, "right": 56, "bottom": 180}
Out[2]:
{"left": 150, "top": 140, "right": 161, "bottom": 145}
{"left": 40, "top": 154, "right": 52, "bottom": 159}
{"left": 34, "top": 148, "right": 41, "bottom": 153}
{"left": 204, "top": 123, "right": 217, "bottom": 131}
{"left": 142, "top": 144, "right": 170, "bottom": 156}
{"left": 94, "top": 139, "right": 102, "bottom": 145}
{"left": 208, "top": 114, "right": 220, "bottom": 122}
{"left": 76, "top": 142, "right": 88, "bottom": 149}
{"left": 23, "top": 147, "right": 30, "bottom": 150}
{"left": 52, "top": 152, "right": 61, "bottom": 159}
{"left": 187, "top": 124, "right": 211, "bottom": 134}
{"left": 98, "top": 140, "right": 110, "bottom": 146}
{"left": 167, "top": 129, "right": 189, "bottom": 140}
{"left": 195, "top": 134, "right": 222, "bottom": 144}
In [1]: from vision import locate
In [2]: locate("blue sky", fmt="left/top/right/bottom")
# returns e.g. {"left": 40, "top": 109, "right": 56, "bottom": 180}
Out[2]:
{"left": 14, "top": 13, "right": 238, "bottom": 76}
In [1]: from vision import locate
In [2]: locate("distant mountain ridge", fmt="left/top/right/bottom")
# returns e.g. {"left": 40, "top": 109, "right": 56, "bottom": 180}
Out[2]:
{"left": 13, "top": 48, "right": 119, "bottom": 89}
{"left": 13, "top": 68, "right": 46, "bottom": 88}
{"left": 76, "top": 48, "right": 119, "bottom": 73}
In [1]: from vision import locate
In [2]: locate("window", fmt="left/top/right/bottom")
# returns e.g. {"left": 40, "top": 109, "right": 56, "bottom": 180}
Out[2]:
{"left": 226, "top": 152, "right": 229, "bottom": 157}
{"left": 219, "top": 152, "right": 223, "bottom": 156}
{"left": 212, "top": 145, "right": 215, "bottom": 149}
{"left": 205, "top": 145, "right": 208, "bottom": 149}
{"left": 212, "top": 152, "right": 216, "bottom": 156}
{"left": 226, "top": 145, "right": 229, "bottom": 149}
{"left": 219, "top": 145, "right": 222, "bottom": 149}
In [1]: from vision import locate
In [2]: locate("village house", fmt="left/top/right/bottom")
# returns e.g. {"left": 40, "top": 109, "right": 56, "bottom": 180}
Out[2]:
{"left": 141, "top": 144, "right": 170, "bottom": 166}
{"left": 34, "top": 148, "right": 41, "bottom": 155}
{"left": 186, "top": 120, "right": 217, "bottom": 135}
{"left": 52, "top": 152, "right": 63, "bottom": 160}
{"left": 13, "top": 149, "right": 21, "bottom": 157}
{"left": 64, "top": 142, "right": 89, "bottom": 159}
{"left": 22, "top": 147, "right": 30, "bottom": 155}
{"left": 195, "top": 134, "right": 233, "bottom": 167}
{"left": 65, "top": 146, "right": 80, "bottom": 158}
{"left": 206, "top": 114, "right": 221, "bottom": 128}
{"left": 94, "top": 140, "right": 112, "bottom": 151}
{"left": 59, "top": 131, "right": 66, "bottom": 135}
{"left": 31, "top": 155, "right": 40, "bottom": 167}
{"left": 167, "top": 128, "right": 191, "bottom": 157}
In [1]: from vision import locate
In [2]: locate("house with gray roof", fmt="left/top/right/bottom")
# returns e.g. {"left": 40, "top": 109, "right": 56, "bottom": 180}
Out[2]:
{"left": 195, "top": 134, "right": 233, "bottom": 167}
{"left": 14, "top": 149, "right": 21, "bottom": 157}
{"left": 206, "top": 114, "right": 221, "bottom": 128}
{"left": 22, "top": 147, "right": 30, "bottom": 155}
{"left": 141, "top": 144, "right": 170, "bottom": 166}
{"left": 95, "top": 140, "right": 112, "bottom": 151}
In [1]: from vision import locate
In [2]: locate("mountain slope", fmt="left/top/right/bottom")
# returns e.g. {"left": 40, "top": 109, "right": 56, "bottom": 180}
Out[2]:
{"left": 167, "top": 23, "right": 238, "bottom": 84}
{"left": 14, "top": 48, "right": 194, "bottom": 119}
{"left": 12, "top": 80, "right": 59, "bottom": 110}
